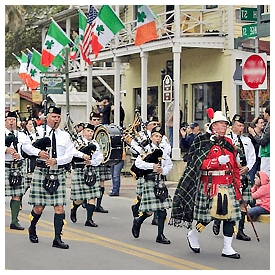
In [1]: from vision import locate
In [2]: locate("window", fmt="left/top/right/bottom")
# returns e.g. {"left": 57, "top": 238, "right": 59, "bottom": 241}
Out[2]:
{"left": 193, "top": 82, "right": 222, "bottom": 128}
{"left": 134, "top": 86, "right": 159, "bottom": 120}
{"left": 205, "top": 5, "right": 218, "bottom": 9}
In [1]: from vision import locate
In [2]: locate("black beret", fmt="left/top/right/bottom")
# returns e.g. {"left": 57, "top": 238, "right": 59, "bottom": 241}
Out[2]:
{"left": 151, "top": 126, "right": 163, "bottom": 136}
{"left": 83, "top": 123, "right": 95, "bottom": 130}
{"left": 5, "top": 111, "right": 17, "bottom": 118}
{"left": 232, "top": 114, "right": 245, "bottom": 124}
{"left": 48, "top": 106, "right": 61, "bottom": 115}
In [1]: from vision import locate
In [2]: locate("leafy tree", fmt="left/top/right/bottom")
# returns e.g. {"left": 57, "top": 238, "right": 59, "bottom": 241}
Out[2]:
{"left": 5, "top": 5, "right": 69, "bottom": 68}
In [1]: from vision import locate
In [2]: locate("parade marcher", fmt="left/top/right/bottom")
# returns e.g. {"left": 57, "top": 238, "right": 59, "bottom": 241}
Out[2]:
{"left": 249, "top": 106, "right": 270, "bottom": 177}
{"left": 70, "top": 123, "right": 103, "bottom": 227}
{"left": 90, "top": 112, "right": 110, "bottom": 213}
{"left": 27, "top": 106, "right": 75, "bottom": 249}
{"left": 169, "top": 109, "right": 242, "bottom": 259}
{"left": 5, "top": 111, "right": 41, "bottom": 230}
{"left": 131, "top": 126, "right": 173, "bottom": 244}
{"left": 212, "top": 114, "right": 255, "bottom": 241}
{"left": 130, "top": 116, "right": 171, "bottom": 225}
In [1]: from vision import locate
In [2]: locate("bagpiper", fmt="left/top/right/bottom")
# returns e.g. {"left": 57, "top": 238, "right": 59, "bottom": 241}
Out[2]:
{"left": 169, "top": 110, "right": 242, "bottom": 259}
{"left": 27, "top": 106, "right": 75, "bottom": 249}
{"left": 70, "top": 123, "right": 104, "bottom": 227}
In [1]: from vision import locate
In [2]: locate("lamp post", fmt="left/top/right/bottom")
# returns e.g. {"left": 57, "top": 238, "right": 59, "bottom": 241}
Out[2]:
{"left": 161, "top": 68, "right": 166, "bottom": 133}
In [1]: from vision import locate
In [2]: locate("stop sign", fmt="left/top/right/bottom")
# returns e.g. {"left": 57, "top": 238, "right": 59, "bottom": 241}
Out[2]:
{"left": 242, "top": 54, "right": 267, "bottom": 89}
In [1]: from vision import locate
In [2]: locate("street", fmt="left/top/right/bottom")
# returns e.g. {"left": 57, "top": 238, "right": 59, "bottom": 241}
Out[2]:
{"left": 5, "top": 175, "right": 270, "bottom": 270}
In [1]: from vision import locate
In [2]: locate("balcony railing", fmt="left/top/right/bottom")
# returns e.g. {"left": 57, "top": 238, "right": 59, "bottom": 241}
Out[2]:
{"left": 69, "top": 8, "right": 225, "bottom": 75}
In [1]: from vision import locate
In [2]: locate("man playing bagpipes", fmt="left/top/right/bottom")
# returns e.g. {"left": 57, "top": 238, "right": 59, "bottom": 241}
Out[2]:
{"left": 5, "top": 111, "right": 41, "bottom": 231}
{"left": 131, "top": 126, "right": 173, "bottom": 244}
{"left": 70, "top": 123, "right": 104, "bottom": 227}
{"left": 169, "top": 109, "right": 242, "bottom": 259}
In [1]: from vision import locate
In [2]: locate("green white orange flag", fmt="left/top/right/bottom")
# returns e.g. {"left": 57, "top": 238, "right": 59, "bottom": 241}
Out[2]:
{"left": 135, "top": 5, "right": 158, "bottom": 46}
{"left": 50, "top": 54, "right": 65, "bottom": 70}
{"left": 26, "top": 49, "right": 48, "bottom": 90}
{"left": 18, "top": 52, "right": 28, "bottom": 83}
{"left": 12, "top": 53, "right": 22, "bottom": 64}
{"left": 91, "top": 5, "right": 125, "bottom": 58}
{"left": 41, "top": 19, "right": 73, "bottom": 67}
{"left": 78, "top": 9, "right": 87, "bottom": 45}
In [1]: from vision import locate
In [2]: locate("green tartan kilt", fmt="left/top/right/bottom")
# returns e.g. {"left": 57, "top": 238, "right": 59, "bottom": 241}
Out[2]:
{"left": 194, "top": 182, "right": 241, "bottom": 223}
{"left": 5, "top": 162, "right": 26, "bottom": 197}
{"left": 28, "top": 167, "right": 66, "bottom": 206}
{"left": 95, "top": 165, "right": 111, "bottom": 181}
{"left": 139, "top": 179, "right": 172, "bottom": 212}
{"left": 135, "top": 177, "right": 145, "bottom": 196}
{"left": 241, "top": 175, "right": 253, "bottom": 205}
{"left": 70, "top": 166, "right": 101, "bottom": 201}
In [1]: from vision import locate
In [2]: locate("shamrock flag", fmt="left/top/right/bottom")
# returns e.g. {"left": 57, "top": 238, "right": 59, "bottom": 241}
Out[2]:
{"left": 135, "top": 5, "right": 158, "bottom": 46}
{"left": 18, "top": 52, "right": 28, "bottom": 84}
{"left": 78, "top": 9, "right": 87, "bottom": 45}
{"left": 91, "top": 5, "right": 125, "bottom": 58}
{"left": 50, "top": 54, "right": 65, "bottom": 71}
{"left": 41, "top": 19, "right": 73, "bottom": 67}
{"left": 26, "top": 49, "right": 48, "bottom": 90}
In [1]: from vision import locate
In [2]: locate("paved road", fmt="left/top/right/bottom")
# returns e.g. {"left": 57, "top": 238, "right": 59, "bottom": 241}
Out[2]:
{"left": 5, "top": 176, "right": 270, "bottom": 270}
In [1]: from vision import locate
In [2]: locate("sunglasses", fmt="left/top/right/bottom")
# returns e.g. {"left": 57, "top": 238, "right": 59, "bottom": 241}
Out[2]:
{"left": 92, "top": 118, "right": 100, "bottom": 121}
{"left": 150, "top": 122, "right": 160, "bottom": 126}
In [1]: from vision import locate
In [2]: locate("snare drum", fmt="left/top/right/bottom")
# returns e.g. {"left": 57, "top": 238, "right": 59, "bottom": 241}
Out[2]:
{"left": 93, "top": 124, "right": 123, "bottom": 166}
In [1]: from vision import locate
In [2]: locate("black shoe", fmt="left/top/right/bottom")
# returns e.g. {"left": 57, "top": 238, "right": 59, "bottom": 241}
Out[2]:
{"left": 28, "top": 226, "right": 38, "bottom": 243}
{"left": 236, "top": 230, "right": 251, "bottom": 241}
{"left": 151, "top": 218, "right": 158, "bottom": 226}
{"left": 52, "top": 238, "right": 69, "bottom": 249}
{"left": 85, "top": 220, "right": 98, "bottom": 227}
{"left": 131, "top": 204, "right": 139, "bottom": 218}
{"left": 213, "top": 220, "right": 220, "bottom": 235}
{"left": 109, "top": 192, "right": 119, "bottom": 196}
{"left": 156, "top": 234, "right": 171, "bottom": 244}
{"left": 132, "top": 218, "right": 141, "bottom": 238}
{"left": 95, "top": 206, "right": 108, "bottom": 213}
{"left": 10, "top": 223, "right": 24, "bottom": 230}
{"left": 222, "top": 253, "right": 241, "bottom": 259}
{"left": 70, "top": 208, "right": 77, "bottom": 223}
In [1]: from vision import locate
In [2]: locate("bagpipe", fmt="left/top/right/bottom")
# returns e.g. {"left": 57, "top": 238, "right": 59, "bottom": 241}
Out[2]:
{"left": 121, "top": 109, "right": 163, "bottom": 179}
{"left": 64, "top": 113, "right": 97, "bottom": 163}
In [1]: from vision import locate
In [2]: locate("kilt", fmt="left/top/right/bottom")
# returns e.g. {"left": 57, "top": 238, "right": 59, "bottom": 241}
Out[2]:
{"left": 28, "top": 167, "right": 67, "bottom": 206}
{"left": 194, "top": 181, "right": 241, "bottom": 223}
{"left": 139, "top": 179, "right": 172, "bottom": 212}
{"left": 241, "top": 174, "right": 253, "bottom": 205}
{"left": 135, "top": 177, "right": 145, "bottom": 196}
{"left": 70, "top": 166, "right": 101, "bottom": 201}
{"left": 95, "top": 165, "right": 111, "bottom": 181}
{"left": 5, "top": 161, "right": 26, "bottom": 197}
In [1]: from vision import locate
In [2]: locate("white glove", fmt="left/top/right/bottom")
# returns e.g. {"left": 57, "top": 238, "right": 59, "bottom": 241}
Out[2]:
{"left": 218, "top": 155, "right": 230, "bottom": 165}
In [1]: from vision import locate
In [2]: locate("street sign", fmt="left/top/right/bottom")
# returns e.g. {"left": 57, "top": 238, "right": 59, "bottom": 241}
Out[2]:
{"left": 163, "top": 75, "right": 172, "bottom": 102}
{"left": 241, "top": 7, "right": 257, "bottom": 22}
{"left": 40, "top": 76, "right": 64, "bottom": 94}
{"left": 242, "top": 53, "right": 267, "bottom": 90}
{"left": 242, "top": 23, "right": 257, "bottom": 38}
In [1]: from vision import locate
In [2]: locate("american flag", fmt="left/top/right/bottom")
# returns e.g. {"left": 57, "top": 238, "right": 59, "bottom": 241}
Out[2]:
{"left": 80, "top": 5, "right": 98, "bottom": 65}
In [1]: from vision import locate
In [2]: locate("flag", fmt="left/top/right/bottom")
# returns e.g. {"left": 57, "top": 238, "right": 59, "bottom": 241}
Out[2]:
{"left": 80, "top": 6, "right": 98, "bottom": 65}
{"left": 91, "top": 5, "right": 125, "bottom": 58}
{"left": 135, "top": 5, "right": 158, "bottom": 46}
{"left": 50, "top": 54, "right": 65, "bottom": 70}
{"left": 78, "top": 9, "right": 87, "bottom": 44}
{"left": 12, "top": 53, "right": 21, "bottom": 63}
{"left": 26, "top": 49, "right": 48, "bottom": 90}
{"left": 41, "top": 19, "right": 73, "bottom": 67}
{"left": 69, "top": 34, "right": 79, "bottom": 60}
{"left": 18, "top": 52, "right": 28, "bottom": 83}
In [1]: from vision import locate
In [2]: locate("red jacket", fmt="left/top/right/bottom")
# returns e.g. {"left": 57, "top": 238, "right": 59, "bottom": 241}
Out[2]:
{"left": 200, "top": 137, "right": 241, "bottom": 199}
{"left": 251, "top": 171, "right": 270, "bottom": 212}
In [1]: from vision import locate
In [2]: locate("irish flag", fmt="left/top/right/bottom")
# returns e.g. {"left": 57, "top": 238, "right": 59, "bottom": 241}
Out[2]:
{"left": 18, "top": 52, "right": 28, "bottom": 83}
{"left": 78, "top": 9, "right": 87, "bottom": 45}
{"left": 12, "top": 53, "right": 22, "bottom": 64}
{"left": 41, "top": 19, "right": 72, "bottom": 67}
{"left": 26, "top": 49, "right": 48, "bottom": 90}
{"left": 91, "top": 5, "right": 125, "bottom": 58}
{"left": 135, "top": 5, "right": 158, "bottom": 46}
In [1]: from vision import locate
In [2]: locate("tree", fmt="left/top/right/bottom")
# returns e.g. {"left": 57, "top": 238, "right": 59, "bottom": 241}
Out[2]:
{"left": 5, "top": 5, "right": 69, "bottom": 68}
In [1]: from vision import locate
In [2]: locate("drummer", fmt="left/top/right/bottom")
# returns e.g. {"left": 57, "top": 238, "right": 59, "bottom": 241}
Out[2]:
{"left": 89, "top": 112, "right": 110, "bottom": 213}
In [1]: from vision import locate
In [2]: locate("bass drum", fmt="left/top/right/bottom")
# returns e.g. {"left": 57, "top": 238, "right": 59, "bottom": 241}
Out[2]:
{"left": 93, "top": 124, "right": 123, "bottom": 166}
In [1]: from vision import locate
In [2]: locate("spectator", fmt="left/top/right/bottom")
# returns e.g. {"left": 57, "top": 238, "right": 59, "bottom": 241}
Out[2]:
{"left": 120, "top": 103, "right": 125, "bottom": 127}
{"left": 109, "top": 160, "right": 125, "bottom": 196}
{"left": 101, "top": 96, "right": 112, "bottom": 124}
{"left": 248, "top": 171, "right": 270, "bottom": 220}
{"left": 248, "top": 116, "right": 265, "bottom": 184}
{"left": 180, "top": 122, "right": 201, "bottom": 161}
{"left": 248, "top": 106, "right": 270, "bottom": 177}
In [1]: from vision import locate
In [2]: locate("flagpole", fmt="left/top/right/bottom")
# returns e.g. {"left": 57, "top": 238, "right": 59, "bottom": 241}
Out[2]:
{"left": 65, "top": 47, "right": 70, "bottom": 115}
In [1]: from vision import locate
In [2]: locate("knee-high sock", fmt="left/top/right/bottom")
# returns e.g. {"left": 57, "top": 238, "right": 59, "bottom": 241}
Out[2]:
{"left": 86, "top": 204, "right": 95, "bottom": 221}
{"left": 157, "top": 210, "right": 166, "bottom": 236}
{"left": 54, "top": 213, "right": 65, "bottom": 240}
